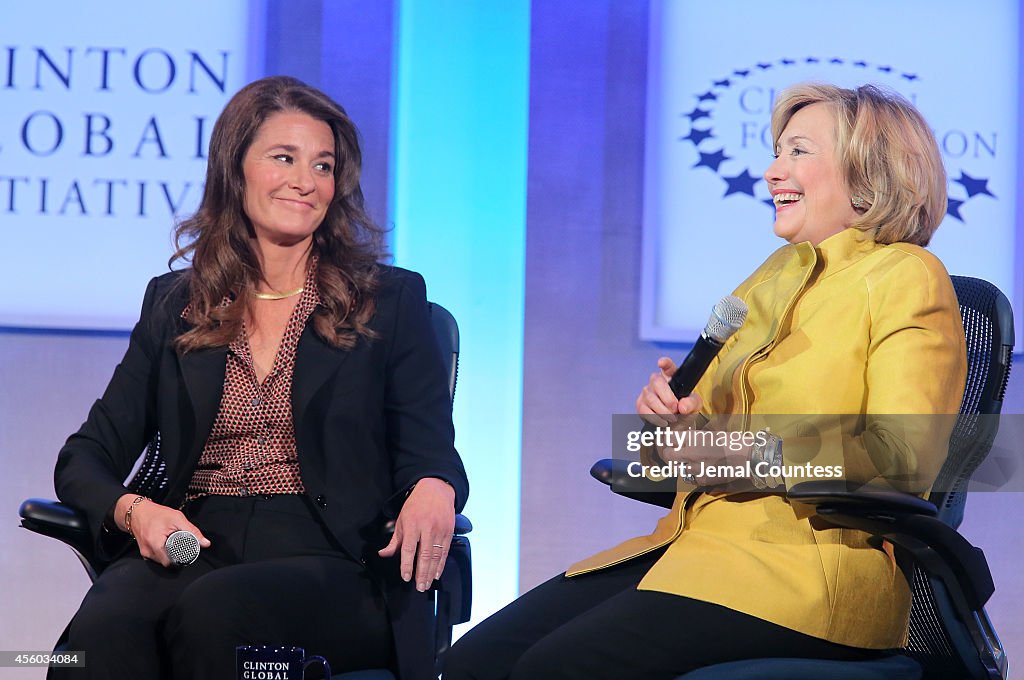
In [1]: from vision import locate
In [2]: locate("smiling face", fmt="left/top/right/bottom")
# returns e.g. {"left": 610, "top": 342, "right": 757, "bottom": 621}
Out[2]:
{"left": 242, "top": 111, "right": 336, "bottom": 248}
{"left": 763, "top": 102, "right": 858, "bottom": 246}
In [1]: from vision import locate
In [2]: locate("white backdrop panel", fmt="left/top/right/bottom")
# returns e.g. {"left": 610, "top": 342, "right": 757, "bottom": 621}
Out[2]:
{"left": 0, "top": 1, "right": 250, "bottom": 329}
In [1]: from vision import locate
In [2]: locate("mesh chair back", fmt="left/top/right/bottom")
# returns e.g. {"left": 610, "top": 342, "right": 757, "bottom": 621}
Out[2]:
{"left": 903, "top": 276, "right": 1013, "bottom": 679}
{"left": 933, "top": 277, "right": 1014, "bottom": 527}
{"left": 430, "top": 303, "right": 460, "bottom": 402}
{"left": 125, "top": 433, "right": 169, "bottom": 500}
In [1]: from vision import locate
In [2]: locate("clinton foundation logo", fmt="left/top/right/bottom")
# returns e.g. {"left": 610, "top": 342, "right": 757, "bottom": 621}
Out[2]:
{"left": 675, "top": 57, "right": 998, "bottom": 224}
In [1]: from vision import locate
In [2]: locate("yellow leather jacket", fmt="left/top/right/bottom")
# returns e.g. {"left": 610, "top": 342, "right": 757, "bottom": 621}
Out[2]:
{"left": 567, "top": 226, "right": 967, "bottom": 649}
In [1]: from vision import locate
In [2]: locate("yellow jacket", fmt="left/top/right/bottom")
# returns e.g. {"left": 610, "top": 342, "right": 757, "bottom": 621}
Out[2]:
{"left": 567, "top": 227, "right": 967, "bottom": 649}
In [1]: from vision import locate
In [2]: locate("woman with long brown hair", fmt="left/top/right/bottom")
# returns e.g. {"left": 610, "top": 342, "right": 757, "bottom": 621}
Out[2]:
{"left": 53, "top": 75, "right": 467, "bottom": 679}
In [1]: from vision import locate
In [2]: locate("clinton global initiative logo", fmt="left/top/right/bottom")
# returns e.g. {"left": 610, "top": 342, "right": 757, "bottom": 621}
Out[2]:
{"left": 678, "top": 57, "right": 997, "bottom": 223}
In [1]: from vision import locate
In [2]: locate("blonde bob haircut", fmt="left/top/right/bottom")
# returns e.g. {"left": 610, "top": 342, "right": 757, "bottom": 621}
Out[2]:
{"left": 770, "top": 83, "right": 946, "bottom": 246}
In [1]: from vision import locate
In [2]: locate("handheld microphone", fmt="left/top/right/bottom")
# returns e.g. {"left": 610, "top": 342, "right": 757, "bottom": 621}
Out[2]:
{"left": 668, "top": 295, "right": 748, "bottom": 398}
{"left": 164, "top": 530, "right": 201, "bottom": 566}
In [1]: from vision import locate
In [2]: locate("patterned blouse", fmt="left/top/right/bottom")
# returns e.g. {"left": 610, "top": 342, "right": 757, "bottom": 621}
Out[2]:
{"left": 186, "top": 260, "right": 320, "bottom": 501}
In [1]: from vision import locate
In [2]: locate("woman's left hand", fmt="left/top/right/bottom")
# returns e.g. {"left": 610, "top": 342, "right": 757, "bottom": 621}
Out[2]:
{"left": 655, "top": 417, "right": 755, "bottom": 486}
{"left": 378, "top": 477, "right": 456, "bottom": 592}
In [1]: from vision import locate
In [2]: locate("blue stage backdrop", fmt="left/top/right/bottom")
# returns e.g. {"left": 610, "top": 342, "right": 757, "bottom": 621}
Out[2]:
{"left": 2, "top": 0, "right": 1022, "bottom": 665}
{"left": 0, "top": 0, "right": 528, "bottom": 638}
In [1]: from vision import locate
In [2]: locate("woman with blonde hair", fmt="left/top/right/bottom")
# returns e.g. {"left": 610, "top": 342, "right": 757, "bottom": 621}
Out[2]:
{"left": 444, "top": 83, "right": 964, "bottom": 679}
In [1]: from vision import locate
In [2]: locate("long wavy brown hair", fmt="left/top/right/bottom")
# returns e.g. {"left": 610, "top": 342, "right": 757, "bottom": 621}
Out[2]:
{"left": 171, "top": 75, "right": 385, "bottom": 352}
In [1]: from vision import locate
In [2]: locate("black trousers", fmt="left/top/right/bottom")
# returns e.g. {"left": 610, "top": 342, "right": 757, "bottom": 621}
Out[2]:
{"left": 54, "top": 494, "right": 392, "bottom": 679}
{"left": 443, "top": 549, "right": 887, "bottom": 680}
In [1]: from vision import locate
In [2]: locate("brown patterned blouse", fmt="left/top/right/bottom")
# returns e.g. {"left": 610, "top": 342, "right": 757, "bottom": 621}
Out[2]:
{"left": 186, "top": 260, "right": 320, "bottom": 501}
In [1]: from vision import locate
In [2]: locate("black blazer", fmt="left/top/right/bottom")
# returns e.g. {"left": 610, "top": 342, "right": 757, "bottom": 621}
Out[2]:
{"left": 53, "top": 266, "right": 469, "bottom": 676}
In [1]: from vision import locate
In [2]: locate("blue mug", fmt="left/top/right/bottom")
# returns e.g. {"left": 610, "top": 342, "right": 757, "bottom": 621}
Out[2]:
{"left": 236, "top": 645, "right": 331, "bottom": 680}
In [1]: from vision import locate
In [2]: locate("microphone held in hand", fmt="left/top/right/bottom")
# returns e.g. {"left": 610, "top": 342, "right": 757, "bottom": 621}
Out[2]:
{"left": 164, "top": 530, "right": 201, "bottom": 565}
{"left": 668, "top": 295, "right": 749, "bottom": 399}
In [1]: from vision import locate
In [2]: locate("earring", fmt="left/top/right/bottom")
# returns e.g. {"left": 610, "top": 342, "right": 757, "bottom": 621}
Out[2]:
{"left": 851, "top": 195, "right": 866, "bottom": 209}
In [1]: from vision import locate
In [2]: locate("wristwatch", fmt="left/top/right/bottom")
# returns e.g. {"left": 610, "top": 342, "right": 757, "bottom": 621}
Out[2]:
{"left": 750, "top": 431, "right": 784, "bottom": 489}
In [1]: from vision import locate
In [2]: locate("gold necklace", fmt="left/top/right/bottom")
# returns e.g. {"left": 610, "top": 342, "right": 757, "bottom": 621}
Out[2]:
{"left": 253, "top": 286, "right": 304, "bottom": 301}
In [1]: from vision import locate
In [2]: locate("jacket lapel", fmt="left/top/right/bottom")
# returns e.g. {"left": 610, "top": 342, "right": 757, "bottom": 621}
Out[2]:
{"left": 178, "top": 345, "right": 228, "bottom": 459}
{"left": 292, "top": 325, "right": 351, "bottom": 436}
{"left": 169, "top": 324, "right": 349, "bottom": 493}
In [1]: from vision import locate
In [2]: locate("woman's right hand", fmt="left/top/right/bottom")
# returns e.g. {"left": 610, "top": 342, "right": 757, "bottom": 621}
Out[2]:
{"left": 636, "top": 357, "right": 703, "bottom": 427}
{"left": 113, "top": 494, "right": 211, "bottom": 568}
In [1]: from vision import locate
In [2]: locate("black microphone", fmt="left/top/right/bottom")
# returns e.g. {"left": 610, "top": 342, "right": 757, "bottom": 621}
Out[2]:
{"left": 164, "top": 530, "right": 201, "bottom": 565}
{"left": 668, "top": 295, "right": 748, "bottom": 398}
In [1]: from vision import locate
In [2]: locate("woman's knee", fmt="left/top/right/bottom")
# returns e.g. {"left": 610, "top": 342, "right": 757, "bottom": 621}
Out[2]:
{"left": 165, "top": 570, "right": 247, "bottom": 647}
{"left": 66, "top": 602, "right": 131, "bottom": 651}
{"left": 441, "top": 641, "right": 481, "bottom": 680}
{"left": 446, "top": 642, "right": 583, "bottom": 680}
{"left": 443, "top": 622, "right": 524, "bottom": 680}
{"left": 443, "top": 624, "right": 516, "bottom": 680}
{"left": 64, "top": 588, "right": 166, "bottom": 677}
{"left": 507, "top": 638, "right": 571, "bottom": 680}
{"left": 68, "top": 570, "right": 164, "bottom": 650}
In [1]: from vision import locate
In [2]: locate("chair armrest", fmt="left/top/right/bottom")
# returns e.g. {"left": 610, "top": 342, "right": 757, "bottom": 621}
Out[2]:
{"left": 20, "top": 498, "right": 90, "bottom": 531}
{"left": 453, "top": 514, "right": 472, "bottom": 535}
{"left": 19, "top": 498, "right": 104, "bottom": 581}
{"left": 441, "top": 535, "right": 472, "bottom": 625}
{"left": 787, "top": 479, "right": 938, "bottom": 516}
{"left": 787, "top": 480, "right": 994, "bottom": 610}
{"left": 590, "top": 459, "right": 677, "bottom": 509}
{"left": 382, "top": 513, "right": 472, "bottom": 537}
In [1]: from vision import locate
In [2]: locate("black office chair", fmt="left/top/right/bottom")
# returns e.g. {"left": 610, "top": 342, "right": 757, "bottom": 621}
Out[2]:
{"left": 20, "top": 302, "right": 472, "bottom": 680}
{"left": 592, "top": 276, "right": 1012, "bottom": 679}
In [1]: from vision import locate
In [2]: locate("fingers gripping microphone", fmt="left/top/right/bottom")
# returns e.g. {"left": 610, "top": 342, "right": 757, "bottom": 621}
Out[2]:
{"left": 668, "top": 295, "right": 749, "bottom": 398}
{"left": 164, "top": 530, "right": 201, "bottom": 565}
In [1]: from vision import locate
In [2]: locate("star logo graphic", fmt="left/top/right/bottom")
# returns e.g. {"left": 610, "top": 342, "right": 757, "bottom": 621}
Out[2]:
{"left": 722, "top": 169, "right": 760, "bottom": 197}
{"left": 693, "top": 149, "right": 731, "bottom": 172}
{"left": 954, "top": 171, "right": 996, "bottom": 199}
{"left": 684, "top": 107, "right": 712, "bottom": 123}
{"left": 680, "top": 127, "right": 714, "bottom": 146}
{"left": 671, "top": 56, "right": 987, "bottom": 226}
{"left": 946, "top": 198, "right": 965, "bottom": 221}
